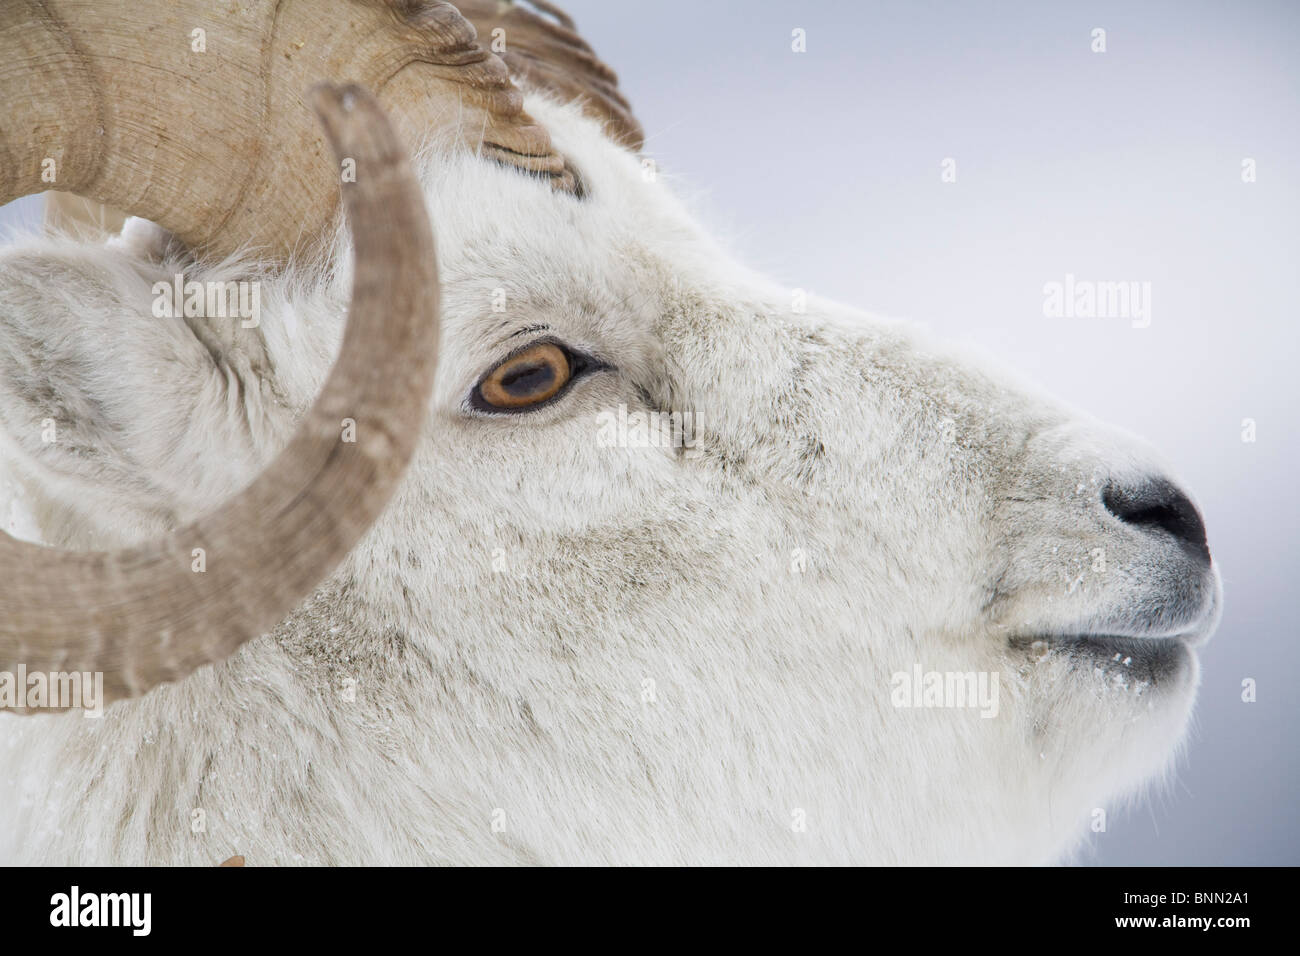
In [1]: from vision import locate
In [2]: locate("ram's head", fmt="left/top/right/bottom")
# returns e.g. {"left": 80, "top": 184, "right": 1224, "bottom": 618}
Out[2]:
{"left": 0, "top": 1, "right": 1221, "bottom": 864}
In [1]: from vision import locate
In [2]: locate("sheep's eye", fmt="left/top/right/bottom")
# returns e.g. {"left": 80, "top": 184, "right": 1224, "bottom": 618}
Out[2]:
{"left": 475, "top": 342, "right": 572, "bottom": 411}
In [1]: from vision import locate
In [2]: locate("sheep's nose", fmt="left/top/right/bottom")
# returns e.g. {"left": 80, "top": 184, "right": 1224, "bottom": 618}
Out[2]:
{"left": 1102, "top": 477, "right": 1210, "bottom": 567}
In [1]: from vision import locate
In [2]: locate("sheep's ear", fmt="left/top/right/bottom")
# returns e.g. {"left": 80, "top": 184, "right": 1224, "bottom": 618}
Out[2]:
{"left": 456, "top": 0, "right": 645, "bottom": 151}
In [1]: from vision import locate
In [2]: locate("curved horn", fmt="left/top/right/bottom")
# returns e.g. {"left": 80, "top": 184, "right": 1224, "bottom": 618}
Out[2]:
{"left": 0, "top": 0, "right": 574, "bottom": 262}
{"left": 0, "top": 83, "right": 439, "bottom": 708}
{"left": 457, "top": 0, "right": 645, "bottom": 150}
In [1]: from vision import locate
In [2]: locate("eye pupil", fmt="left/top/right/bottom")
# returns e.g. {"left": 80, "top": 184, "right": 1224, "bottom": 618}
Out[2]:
{"left": 500, "top": 361, "right": 555, "bottom": 396}
{"left": 476, "top": 342, "right": 573, "bottom": 410}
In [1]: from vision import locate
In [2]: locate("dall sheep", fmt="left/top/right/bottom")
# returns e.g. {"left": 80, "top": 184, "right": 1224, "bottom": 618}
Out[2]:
{"left": 0, "top": 0, "right": 1220, "bottom": 865}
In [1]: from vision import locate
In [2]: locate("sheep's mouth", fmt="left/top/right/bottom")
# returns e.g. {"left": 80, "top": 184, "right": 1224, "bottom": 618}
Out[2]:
{"left": 1012, "top": 634, "right": 1193, "bottom": 687}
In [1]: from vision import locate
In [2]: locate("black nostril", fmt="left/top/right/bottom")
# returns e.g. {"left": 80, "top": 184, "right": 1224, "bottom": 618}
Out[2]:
{"left": 1102, "top": 477, "right": 1210, "bottom": 565}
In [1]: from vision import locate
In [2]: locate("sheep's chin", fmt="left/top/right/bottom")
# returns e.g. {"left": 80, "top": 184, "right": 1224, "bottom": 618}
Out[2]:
{"left": 1023, "top": 637, "right": 1200, "bottom": 853}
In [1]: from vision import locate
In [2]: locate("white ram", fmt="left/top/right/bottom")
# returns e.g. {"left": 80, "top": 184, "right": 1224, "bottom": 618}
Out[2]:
{"left": 0, "top": 0, "right": 1220, "bottom": 865}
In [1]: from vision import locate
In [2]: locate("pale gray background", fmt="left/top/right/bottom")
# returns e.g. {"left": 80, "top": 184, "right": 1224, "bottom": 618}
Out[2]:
{"left": 2, "top": 0, "right": 1295, "bottom": 865}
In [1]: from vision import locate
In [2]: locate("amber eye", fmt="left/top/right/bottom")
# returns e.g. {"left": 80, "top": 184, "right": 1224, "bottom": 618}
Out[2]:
{"left": 475, "top": 342, "right": 572, "bottom": 410}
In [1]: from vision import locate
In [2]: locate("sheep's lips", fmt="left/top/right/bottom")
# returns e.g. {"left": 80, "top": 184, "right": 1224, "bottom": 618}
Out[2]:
{"left": 1014, "top": 634, "right": 1195, "bottom": 686}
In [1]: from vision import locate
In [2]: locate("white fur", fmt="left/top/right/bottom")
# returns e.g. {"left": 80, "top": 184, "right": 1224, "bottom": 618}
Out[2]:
{"left": 0, "top": 95, "right": 1219, "bottom": 865}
